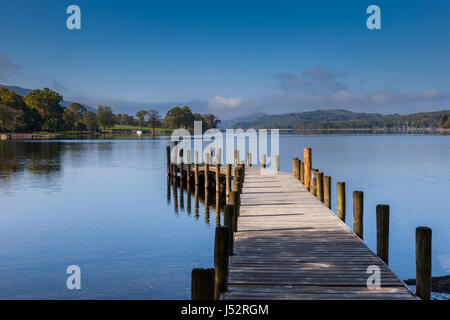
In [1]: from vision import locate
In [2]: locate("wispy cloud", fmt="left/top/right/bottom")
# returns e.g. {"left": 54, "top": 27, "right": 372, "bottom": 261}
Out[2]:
{"left": 274, "top": 67, "right": 347, "bottom": 92}
{"left": 0, "top": 53, "right": 21, "bottom": 82}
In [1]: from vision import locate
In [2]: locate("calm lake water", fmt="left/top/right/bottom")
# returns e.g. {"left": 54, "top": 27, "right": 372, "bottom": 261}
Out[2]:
{"left": 0, "top": 134, "right": 449, "bottom": 299}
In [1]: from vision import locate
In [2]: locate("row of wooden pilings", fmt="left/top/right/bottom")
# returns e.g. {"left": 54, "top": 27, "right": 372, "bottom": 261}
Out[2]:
{"left": 166, "top": 145, "right": 272, "bottom": 300}
{"left": 294, "top": 148, "right": 432, "bottom": 300}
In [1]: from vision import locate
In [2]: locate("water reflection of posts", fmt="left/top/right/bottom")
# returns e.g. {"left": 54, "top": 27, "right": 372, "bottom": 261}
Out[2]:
{"left": 204, "top": 188, "right": 210, "bottom": 224}
{"left": 186, "top": 182, "right": 191, "bottom": 215}
{"left": 194, "top": 151, "right": 199, "bottom": 186}
{"left": 204, "top": 153, "right": 209, "bottom": 189}
{"left": 226, "top": 164, "right": 231, "bottom": 203}
{"left": 179, "top": 180, "right": 184, "bottom": 210}
{"left": 186, "top": 150, "right": 191, "bottom": 185}
{"left": 194, "top": 185, "right": 199, "bottom": 219}
{"left": 215, "top": 192, "right": 220, "bottom": 226}
{"left": 173, "top": 178, "right": 178, "bottom": 214}
{"left": 166, "top": 176, "right": 171, "bottom": 204}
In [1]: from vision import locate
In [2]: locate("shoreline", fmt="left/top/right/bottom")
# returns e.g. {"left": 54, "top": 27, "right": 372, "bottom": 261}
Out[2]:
{"left": 404, "top": 275, "right": 450, "bottom": 294}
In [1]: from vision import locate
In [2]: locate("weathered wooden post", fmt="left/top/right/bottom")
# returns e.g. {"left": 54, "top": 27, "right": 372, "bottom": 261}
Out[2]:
{"left": 214, "top": 226, "right": 230, "bottom": 300}
{"left": 376, "top": 204, "right": 390, "bottom": 264}
{"left": 353, "top": 191, "right": 364, "bottom": 239}
{"left": 194, "top": 151, "right": 199, "bottom": 185}
{"left": 191, "top": 268, "right": 215, "bottom": 300}
{"left": 274, "top": 155, "right": 280, "bottom": 172}
{"left": 261, "top": 154, "right": 266, "bottom": 168}
{"left": 311, "top": 170, "right": 317, "bottom": 196}
{"left": 204, "top": 153, "right": 209, "bottom": 189}
{"left": 297, "top": 160, "right": 301, "bottom": 181}
{"left": 300, "top": 162, "right": 304, "bottom": 184}
{"left": 226, "top": 164, "right": 232, "bottom": 201}
{"left": 303, "top": 148, "right": 312, "bottom": 190}
{"left": 186, "top": 150, "right": 191, "bottom": 184}
{"left": 234, "top": 150, "right": 239, "bottom": 166}
{"left": 292, "top": 158, "right": 298, "bottom": 176}
{"left": 166, "top": 146, "right": 171, "bottom": 175}
{"left": 337, "top": 182, "right": 345, "bottom": 221}
{"left": 247, "top": 152, "right": 251, "bottom": 167}
{"left": 224, "top": 204, "right": 235, "bottom": 255}
{"left": 416, "top": 226, "right": 432, "bottom": 300}
{"left": 324, "top": 176, "right": 331, "bottom": 209}
{"left": 316, "top": 172, "right": 324, "bottom": 202}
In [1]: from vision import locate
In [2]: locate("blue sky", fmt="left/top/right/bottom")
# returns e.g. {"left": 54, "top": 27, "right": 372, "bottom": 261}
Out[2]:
{"left": 0, "top": 0, "right": 449, "bottom": 118}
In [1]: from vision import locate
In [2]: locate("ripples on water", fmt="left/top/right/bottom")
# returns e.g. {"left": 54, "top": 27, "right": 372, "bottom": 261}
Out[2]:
{"left": 0, "top": 134, "right": 449, "bottom": 299}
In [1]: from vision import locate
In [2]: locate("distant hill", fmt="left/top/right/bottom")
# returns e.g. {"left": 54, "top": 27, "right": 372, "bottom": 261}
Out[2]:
{"left": 234, "top": 109, "right": 384, "bottom": 128}
{"left": 0, "top": 84, "right": 97, "bottom": 113}
{"left": 220, "top": 112, "right": 268, "bottom": 128}
{"left": 233, "top": 109, "right": 450, "bottom": 129}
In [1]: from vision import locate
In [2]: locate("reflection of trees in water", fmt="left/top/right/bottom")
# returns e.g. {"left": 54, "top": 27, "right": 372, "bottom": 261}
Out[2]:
{"left": 166, "top": 176, "right": 226, "bottom": 225}
{"left": 0, "top": 142, "right": 63, "bottom": 178}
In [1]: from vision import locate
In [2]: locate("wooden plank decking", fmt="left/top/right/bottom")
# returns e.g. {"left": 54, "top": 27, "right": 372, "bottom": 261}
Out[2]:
{"left": 222, "top": 167, "right": 417, "bottom": 300}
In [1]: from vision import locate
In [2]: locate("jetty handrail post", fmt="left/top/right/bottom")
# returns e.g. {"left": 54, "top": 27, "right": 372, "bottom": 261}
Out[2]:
{"left": 316, "top": 172, "right": 324, "bottom": 202}
{"left": 204, "top": 153, "right": 209, "bottom": 189}
{"left": 186, "top": 150, "right": 191, "bottom": 184}
{"left": 274, "top": 155, "right": 280, "bottom": 172}
{"left": 416, "top": 226, "right": 432, "bottom": 300}
{"left": 234, "top": 150, "right": 239, "bottom": 167}
{"left": 261, "top": 154, "right": 266, "bottom": 169}
{"left": 297, "top": 159, "right": 301, "bottom": 181}
{"left": 376, "top": 204, "right": 390, "bottom": 264}
{"left": 229, "top": 191, "right": 240, "bottom": 230}
{"left": 300, "top": 162, "right": 304, "bottom": 184}
{"left": 303, "top": 148, "right": 312, "bottom": 190}
{"left": 292, "top": 158, "right": 298, "bottom": 176}
{"left": 247, "top": 152, "right": 251, "bottom": 167}
{"left": 166, "top": 146, "right": 171, "bottom": 175}
{"left": 324, "top": 176, "right": 331, "bottom": 209}
{"left": 337, "top": 182, "right": 346, "bottom": 221}
{"left": 311, "top": 169, "right": 317, "bottom": 196}
{"left": 194, "top": 151, "right": 199, "bottom": 185}
{"left": 191, "top": 268, "right": 215, "bottom": 300}
{"left": 224, "top": 204, "right": 235, "bottom": 255}
{"left": 214, "top": 226, "right": 231, "bottom": 300}
{"left": 353, "top": 191, "right": 364, "bottom": 239}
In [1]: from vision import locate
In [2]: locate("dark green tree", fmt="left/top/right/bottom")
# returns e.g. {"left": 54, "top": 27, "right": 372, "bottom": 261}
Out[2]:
{"left": 24, "top": 88, "right": 64, "bottom": 132}
{"left": 83, "top": 111, "right": 98, "bottom": 132}
{"left": 147, "top": 109, "right": 161, "bottom": 132}
{"left": 96, "top": 105, "right": 116, "bottom": 130}
{"left": 135, "top": 110, "right": 148, "bottom": 131}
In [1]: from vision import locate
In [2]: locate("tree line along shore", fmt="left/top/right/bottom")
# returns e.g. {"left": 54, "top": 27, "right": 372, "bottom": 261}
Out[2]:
{"left": 0, "top": 86, "right": 220, "bottom": 134}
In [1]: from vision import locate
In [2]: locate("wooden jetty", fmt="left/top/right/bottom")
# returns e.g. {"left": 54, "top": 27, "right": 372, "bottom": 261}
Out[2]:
{"left": 222, "top": 167, "right": 416, "bottom": 300}
{"left": 166, "top": 145, "right": 431, "bottom": 300}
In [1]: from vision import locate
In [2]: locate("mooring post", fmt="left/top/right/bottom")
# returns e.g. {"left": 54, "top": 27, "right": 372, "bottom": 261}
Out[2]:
{"left": 353, "top": 191, "right": 364, "bottom": 239}
{"left": 247, "top": 152, "right": 251, "bottom": 167}
{"left": 234, "top": 150, "right": 239, "bottom": 166}
{"left": 261, "top": 154, "right": 266, "bottom": 168}
{"left": 316, "top": 172, "right": 324, "bottom": 202}
{"left": 416, "top": 226, "right": 432, "bottom": 300}
{"left": 376, "top": 204, "right": 390, "bottom": 264}
{"left": 300, "top": 162, "right": 304, "bottom": 184}
{"left": 191, "top": 268, "right": 215, "bottom": 300}
{"left": 337, "top": 182, "right": 346, "bottom": 221}
{"left": 323, "top": 176, "right": 331, "bottom": 209}
{"left": 204, "top": 153, "right": 209, "bottom": 189}
{"left": 311, "top": 170, "right": 317, "bottom": 196}
{"left": 166, "top": 146, "right": 171, "bottom": 175}
{"left": 214, "top": 226, "right": 230, "bottom": 300}
{"left": 292, "top": 158, "right": 298, "bottom": 176}
{"left": 303, "top": 148, "right": 312, "bottom": 190}
{"left": 274, "top": 155, "right": 280, "bottom": 172}
{"left": 224, "top": 204, "right": 235, "bottom": 255}
{"left": 297, "top": 160, "right": 301, "bottom": 181}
